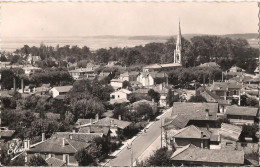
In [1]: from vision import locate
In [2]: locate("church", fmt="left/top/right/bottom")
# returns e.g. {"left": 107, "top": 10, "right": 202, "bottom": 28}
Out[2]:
{"left": 143, "top": 21, "right": 182, "bottom": 72}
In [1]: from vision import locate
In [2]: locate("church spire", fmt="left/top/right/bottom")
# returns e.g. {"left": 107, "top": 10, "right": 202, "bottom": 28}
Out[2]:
{"left": 174, "top": 20, "right": 182, "bottom": 65}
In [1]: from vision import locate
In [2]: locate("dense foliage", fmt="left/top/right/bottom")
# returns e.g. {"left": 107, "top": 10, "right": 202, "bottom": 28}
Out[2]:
{"left": 27, "top": 155, "right": 48, "bottom": 166}
{"left": 3, "top": 36, "right": 257, "bottom": 73}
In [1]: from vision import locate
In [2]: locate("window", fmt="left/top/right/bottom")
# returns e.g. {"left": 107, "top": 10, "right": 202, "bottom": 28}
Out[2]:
{"left": 233, "top": 90, "right": 238, "bottom": 95}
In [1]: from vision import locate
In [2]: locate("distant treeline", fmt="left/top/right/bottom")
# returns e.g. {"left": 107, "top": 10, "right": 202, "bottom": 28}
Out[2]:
{"left": 2, "top": 35, "right": 258, "bottom": 73}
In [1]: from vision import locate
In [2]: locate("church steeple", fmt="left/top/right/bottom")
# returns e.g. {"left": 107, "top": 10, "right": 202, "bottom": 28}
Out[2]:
{"left": 174, "top": 20, "right": 182, "bottom": 65}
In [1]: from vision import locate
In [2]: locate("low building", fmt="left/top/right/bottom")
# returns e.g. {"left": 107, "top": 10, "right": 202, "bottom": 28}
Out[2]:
{"left": 209, "top": 81, "right": 242, "bottom": 105}
{"left": 119, "top": 71, "right": 139, "bottom": 81}
{"left": 22, "top": 66, "right": 41, "bottom": 76}
{"left": 168, "top": 125, "right": 211, "bottom": 149}
{"left": 219, "top": 123, "right": 242, "bottom": 141}
{"left": 69, "top": 68, "right": 94, "bottom": 80}
{"left": 171, "top": 144, "right": 244, "bottom": 166}
{"left": 77, "top": 116, "right": 131, "bottom": 137}
{"left": 110, "top": 79, "right": 124, "bottom": 89}
{"left": 169, "top": 102, "right": 219, "bottom": 128}
{"left": 110, "top": 89, "right": 132, "bottom": 101}
{"left": 25, "top": 137, "right": 91, "bottom": 166}
{"left": 136, "top": 72, "right": 168, "bottom": 87}
{"left": 225, "top": 106, "right": 258, "bottom": 125}
{"left": 50, "top": 85, "right": 73, "bottom": 98}
{"left": 51, "top": 132, "right": 104, "bottom": 143}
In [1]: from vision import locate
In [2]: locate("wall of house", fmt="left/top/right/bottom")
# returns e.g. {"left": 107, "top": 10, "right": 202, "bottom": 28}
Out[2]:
{"left": 174, "top": 138, "right": 209, "bottom": 148}
{"left": 110, "top": 81, "right": 123, "bottom": 88}
{"left": 110, "top": 92, "right": 127, "bottom": 100}
{"left": 51, "top": 89, "right": 60, "bottom": 98}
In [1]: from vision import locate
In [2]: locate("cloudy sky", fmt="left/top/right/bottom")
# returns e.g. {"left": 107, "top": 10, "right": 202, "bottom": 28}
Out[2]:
{"left": 1, "top": 2, "right": 258, "bottom": 37}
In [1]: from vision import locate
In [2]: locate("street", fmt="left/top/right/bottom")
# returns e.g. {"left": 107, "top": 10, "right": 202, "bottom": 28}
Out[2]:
{"left": 105, "top": 107, "right": 172, "bottom": 166}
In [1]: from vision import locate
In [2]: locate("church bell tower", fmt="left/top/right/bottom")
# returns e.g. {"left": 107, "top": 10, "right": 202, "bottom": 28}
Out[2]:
{"left": 174, "top": 20, "right": 182, "bottom": 65}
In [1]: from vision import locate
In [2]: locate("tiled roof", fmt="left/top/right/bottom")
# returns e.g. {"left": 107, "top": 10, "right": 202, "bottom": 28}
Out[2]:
{"left": 172, "top": 125, "right": 210, "bottom": 139}
{"left": 139, "top": 72, "right": 168, "bottom": 79}
{"left": 93, "top": 117, "right": 131, "bottom": 129}
{"left": 28, "top": 137, "right": 90, "bottom": 154}
{"left": 109, "top": 99, "right": 130, "bottom": 105}
{"left": 171, "top": 144, "right": 244, "bottom": 165}
{"left": 54, "top": 95, "right": 66, "bottom": 100}
{"left": 163, "top": 115, "right": 189, "bottom": 130}
{"left": 143, "top": 64, "right": 162, "bottom": 69}
{"left": 211, "top": 82, "right": 242, "bottom": 90}
{"left": 45, "top": 157, "right": 65, "bottom": 167}
{"left": 171, "top": 102, "right": 218, "bottom": 120}
{"left": 52, "top": 86, "right": 73, "bottom": 93}
{"left": 51, "top": 132, "right": 103, "bottom": 143}
{"left": 78, "top": 126, "right": 110, "bottom": 135}
{"left": 112, "top": 89, "right": 132, "bottom": 94}
{"left": 219, "top": 123, "right": 242, "bottom": 141}
{"left": 161, "top": 63, "right": 182, "bottom": 68}
{"left": 226, "top": 106, "right": 258, "bottom": 117}
{"left": 76, "top": 119, "right": 92, "bottom": 126}
{"left": 133, "top": 88, "right": 149, "bottom": 94}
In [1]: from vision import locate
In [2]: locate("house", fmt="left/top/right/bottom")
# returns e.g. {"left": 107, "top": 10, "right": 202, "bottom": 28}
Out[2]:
{"left": 106, "top": 61, "right": 121, "bottom": 67}
{"left": 51, "top": 132, "right": 104, "bottom": 143}
{"left": 110, "top": 79, "right": 124, "bottom": 89}
{"left": 69, "top": 68, "right": 94, "bottom": 80}
{"left": 171, "top": 144, "right": 244, "bottom": 166}
{"left": 209, "top": 81, "right": 242, "bottom": 105}
{"left": 163, "top": 115, "right": 190, "bottom": 130}
{"left": 22, "top": 66, "right": 41, "bottom": 76}
{"left": 25, "top": 137, "right": 91, "bottom": 166}
{"left": 219, "top": 123, "right": 242, "bottom": 141}
{"left": 119, "top": 71, "right": 139, "bottom": 82}
{"left": 198, "top": 62, "right": 220, "bottom": 68}
{"left": 225, "top": 106, "right": 258, "bottom": 125}
{"left": 168, "top": 125, "right": 211, "bottom": 149}
{"left": 199, "top": 88, "right": 231, "bottom": 113}
{"left": 110, "top": 89, "right": 132, "bottom": 101}
{"left": 136, "top": 72, "right": 168, "bottom": 87}
{"left": 50, "top": 85, "right": 73, "bottom": 98}
{"left": 170, "top": 102, "right": 219, "bottom": 128}
{"left": 229, "top": 65, "right": 245, "bottom": 73}
{"left": 78, "top": 115, "right": 131, "bottom": 137}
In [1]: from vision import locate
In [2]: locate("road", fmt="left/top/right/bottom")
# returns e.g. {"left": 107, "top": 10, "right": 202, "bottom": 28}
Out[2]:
{"left": 106, "top": 108, "right": 172, "bottom": 166}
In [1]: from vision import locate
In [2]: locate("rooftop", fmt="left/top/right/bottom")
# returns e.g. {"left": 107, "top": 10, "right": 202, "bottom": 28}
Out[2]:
{"left": 52, "top": 85, "right": 73, "bottom": 93}
{"left": 28, "top": 137, "right": 90, "bottom": 154}
{"left": 51, "top": 132, "right": 103, "bottom": 143}
{"left": 45, "top": 157, "right": 66, "bottom": 167}
{"left": 171, "top": 144, "right": 244, "bottom": 165}
{"left": 171, "top": 102, "right": 218, "bottom": 120}
{"left": 226, "top": 106, "right": 258, "bottom": 117}
{"left": 171, "top": 125, "right": 210, "bottom": 139}
{"left": 219, "top": 123, "right": 242, "bottom": 141}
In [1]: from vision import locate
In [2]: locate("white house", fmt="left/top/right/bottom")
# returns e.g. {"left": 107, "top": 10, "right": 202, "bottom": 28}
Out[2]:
{"left": 137, "top": 72, "right": 168, "bottom": 87}
{"left": 110, "top": 79, "right": 124, "bottom": 89}
{"left": 22, "top": 66, "right": 41, "bottom": 76}
{"left": 110, "top": 89, "right": 132, "bottom": 101}
{"left": 50, "top": 85, "right": 73, "bottom": 98}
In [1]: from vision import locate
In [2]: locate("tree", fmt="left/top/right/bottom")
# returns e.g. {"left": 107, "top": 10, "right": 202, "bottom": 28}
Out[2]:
{"left": 122, "top": 80, "right": 130, "bottom": 89}
{"left": 148, "top": 89, "right": 160, "bottom": 103}
{"left": 74, "top": 149, "right": 94, "bottom": 166}
{"left": 188, "top": 95, "right": 207, "bottom": 102}
{"left": 27, "top": 155, "right": 48, "bottom": 166}
{"left": 146, "top": 147, "right": 172, "bottom": 166}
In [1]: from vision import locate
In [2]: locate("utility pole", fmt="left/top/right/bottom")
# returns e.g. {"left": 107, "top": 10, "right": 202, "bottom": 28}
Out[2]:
{"left": 161, "top": 118, "right": 163, "bottom": 148}
{"left": 127, "top": 142, "right": 133, "bottom": 167}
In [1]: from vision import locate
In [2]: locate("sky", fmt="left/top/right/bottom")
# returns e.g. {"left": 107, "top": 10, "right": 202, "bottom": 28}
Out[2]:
{"left": 1, "top": 2, "right": 259, "bottom": 37}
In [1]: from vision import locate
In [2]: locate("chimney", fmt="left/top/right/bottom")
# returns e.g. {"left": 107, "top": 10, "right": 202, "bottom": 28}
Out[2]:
{"left": 62, "top": 138, "right": 66, "bottom": 147}
{"left": 24, "top": 140, "right": 28, "bottom": 150}
{"left": 118, "top": 115, "right": 121, "bottom": 120}
{"left": 205, "top": 109, "right": 209, "bottom": 118}
{"left": 27, "top": 140, "right": 30, "bottom": 149}
{"left": 13, "top": 77, "right": 16, "bottom": 91}
{"left": 21, "top": 78, "right": 24, "bottom": 93}
{"left": 201, "top": 131, "right": 203, "bottom": 138}
{"left": 95, "top": 114, "right": 99, "bottom": 122}
{"left": 42, "top": 133, "right": 45, "bottom": 141}
{"left": 110, "top": 120, "right": 114, "bottom": 126}
{"left": 69, "top": 134, "right": 72, "bottom": 139}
